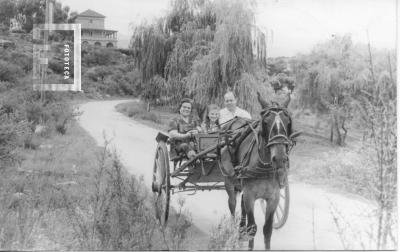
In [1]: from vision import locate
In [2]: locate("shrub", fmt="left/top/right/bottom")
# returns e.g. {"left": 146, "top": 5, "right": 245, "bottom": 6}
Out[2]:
{"left": 48, "top": 58, "right": 64, "bottom": 74}
{"left": 0, "top": 60, "right": 23, "bottom": 82}
{"left": 139, "top": 112, "right": 161, "bottom": 124}
{"left": 208, "top": 215, "right": 242, "bottom": 250}
{"left": 0, "top": 114, "right": 31, "bottom": 168}
{"left": 0, "top": 115, "right": 19, "bottom": 168}
{"left": 23, "top": 99, "right": 80, "bottom": 135}
{"left": 0, "top": 81, "right": 14, "bottom": 92}
{"left": 9, "top": 51, "right": 32, "bottom": 73}
{"left": 22, "top": 132, "right": 40, "bottom": 150}
{"left": 62, "top": 144, "right": 159, "bottom": 250}
{"left": 0, "top": 92, "right": 21, "bottom": 116}
{"left": 126, "top": 106, "right": 142, "bottom": 117}
{"left": 48, "top": 103, "right": 81, "bottom": 135}
{"left": 24, "top": 101, "right": 48, "bottom": 127}
{"left": 125, "top": 69, "right": 142, "bottom": 96}
{"left": 82, "top": 47, "right": 121, "bottom": 67}
{"left": 163, "top": 197, "right": 193, "bottom": 250}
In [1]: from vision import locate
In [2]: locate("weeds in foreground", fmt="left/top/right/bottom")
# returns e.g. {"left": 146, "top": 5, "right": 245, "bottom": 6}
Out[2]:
{"left": 0, "top": 191, "right": 45, "bottom": 249}
{"left": 63, "top": 136, "right": 194, "bottom": 250}
{"left": 63, "top": 139, "right": 158, "bottom": 250}
{"left": 0, "top": 124, "right": 195, "bottom": 250}
{"left": 328, "top": 197, "right": 396, "bottom": 250}
{"left": 161, "top": 197, "right": 193, "bottom": 250}
{"left": 208, "top": 215, "right": 242, "bottom": 250}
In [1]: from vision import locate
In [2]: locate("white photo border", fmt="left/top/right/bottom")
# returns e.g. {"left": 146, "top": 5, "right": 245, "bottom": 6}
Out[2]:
{"left": 32, "top": 23, "right": 81, "bottom": 92}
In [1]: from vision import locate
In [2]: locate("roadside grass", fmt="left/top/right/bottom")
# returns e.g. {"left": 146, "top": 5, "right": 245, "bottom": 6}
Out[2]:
{"left": 0, "top": 121, "right": 99, "bottom": 250}
{"left": 0, "top": 119, "right": 194, "bottom": 250}
{"left": 290, "top": 143, "right": 372, "bottom": 198}
{"left": 208, "top": 215, "right": 243, "bottom": 250}
{"left": 116, "top": 101, "right": 175, "bottom": 132}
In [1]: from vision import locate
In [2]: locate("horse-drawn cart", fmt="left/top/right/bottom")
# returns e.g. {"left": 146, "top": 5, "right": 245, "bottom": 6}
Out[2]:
{"left": 151, "top": 131, "right": 290, "bottom": 229}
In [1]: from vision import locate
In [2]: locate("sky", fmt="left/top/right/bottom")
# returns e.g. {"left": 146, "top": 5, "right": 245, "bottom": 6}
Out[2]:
{"left": 59, "top": 0, "right": 397, "bottom": 57}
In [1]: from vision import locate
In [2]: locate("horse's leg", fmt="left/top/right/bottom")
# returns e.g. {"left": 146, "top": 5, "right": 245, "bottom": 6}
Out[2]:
{"left": 263, "top": 209, "right": 274, "bottom": 249}
{"left": 239, "top": 193, "right": 247, "bottom": 235}
{"left": 263, "top": 198, "right": 279, "bottom": 250}
{"left": 221, "top": 146, "right": 237, "bottom": 217}
{"left": 243, "top": 191, "right": 256, "bottom": 250}
{"left": 228, "top": 190, "right": 237, "bottom": 217}
{"left": 224, "top": 177, "right": 237, "bottom": 217}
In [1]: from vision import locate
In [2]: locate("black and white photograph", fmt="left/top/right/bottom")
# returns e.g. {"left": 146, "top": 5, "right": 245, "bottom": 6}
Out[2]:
{"left": 0, "top": 0, "right": 397, "bottom": 250}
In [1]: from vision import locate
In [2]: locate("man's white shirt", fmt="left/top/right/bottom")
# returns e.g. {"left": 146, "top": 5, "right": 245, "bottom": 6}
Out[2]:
{"left": 219, "top": 107, "right": 251, "bottom": 124}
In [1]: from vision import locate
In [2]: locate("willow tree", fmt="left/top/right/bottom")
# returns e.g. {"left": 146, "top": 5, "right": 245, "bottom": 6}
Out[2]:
{"left": 130, "top": 19, "right": 172, "bottom": 108}
{"left": 163, "top": 0, "right": 217, "bottom": 105}
{"left": 130, "top": 0, "right": 269, "bottom": 111}
{"left": 186, "top": 0, "right": 269, "bottom": 112}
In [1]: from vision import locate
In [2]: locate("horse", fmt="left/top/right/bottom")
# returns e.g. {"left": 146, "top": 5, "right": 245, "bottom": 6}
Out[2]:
{"left": 219, "top": 92, "right": 300, "bottom": 250}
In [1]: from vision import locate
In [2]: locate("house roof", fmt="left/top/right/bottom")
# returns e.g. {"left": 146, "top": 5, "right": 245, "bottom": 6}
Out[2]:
{"left": 77, "top": 9, "right": 105, "bottom": 18}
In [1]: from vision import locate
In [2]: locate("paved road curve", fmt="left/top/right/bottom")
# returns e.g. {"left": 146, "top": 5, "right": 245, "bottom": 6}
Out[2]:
{"left": 78, "top": 100, "right": 376, "bottom": 250}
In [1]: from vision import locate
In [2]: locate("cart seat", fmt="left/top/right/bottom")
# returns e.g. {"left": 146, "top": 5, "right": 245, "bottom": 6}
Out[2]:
{"left": 195, "top": 133, "right": 219, "bottom": 153}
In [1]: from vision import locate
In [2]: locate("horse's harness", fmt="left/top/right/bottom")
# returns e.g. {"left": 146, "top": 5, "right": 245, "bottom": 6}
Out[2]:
{"left": 220, "top": 107, "right": 295, "bottom": 179}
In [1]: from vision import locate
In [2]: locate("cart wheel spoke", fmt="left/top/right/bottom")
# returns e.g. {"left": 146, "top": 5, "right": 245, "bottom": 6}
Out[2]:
{"left": 152, "top": 141, "right": 170, "bottom": 228}
{"left": 273, "top": 183, "right": 290, "bottom": 229}
{"left": 275, "top": 208, "right": 281, "bottom": 219}
{"left": 278, "top": 203, "right": 283, "bottom": 212}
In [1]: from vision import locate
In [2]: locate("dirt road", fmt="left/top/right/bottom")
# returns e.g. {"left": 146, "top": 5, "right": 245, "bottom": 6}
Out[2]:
{"left": 78, "top": 100, "right": 377, "bottom": 250}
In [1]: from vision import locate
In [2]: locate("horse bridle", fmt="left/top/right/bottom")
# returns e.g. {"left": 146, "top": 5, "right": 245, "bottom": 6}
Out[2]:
{"left": 261, "top": 108, "right": 293, "bottom": 148}
{"left": 232, "top": 108, "right": 294, "bottom": 178}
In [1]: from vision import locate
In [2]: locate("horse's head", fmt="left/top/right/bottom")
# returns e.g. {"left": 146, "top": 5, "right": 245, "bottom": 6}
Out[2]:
{"left": 257, "top": 92, "right": 300, "bottom": 182}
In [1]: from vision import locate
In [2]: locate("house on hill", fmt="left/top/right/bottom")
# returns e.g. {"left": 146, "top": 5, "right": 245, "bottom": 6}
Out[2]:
{"left": 72, "top": 9, "right": 118, "bottom": 48}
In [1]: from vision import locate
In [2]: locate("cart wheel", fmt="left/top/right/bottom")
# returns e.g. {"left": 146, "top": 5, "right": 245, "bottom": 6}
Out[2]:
{"left": 152, "top": 141, "right": 170, "bottom": 227}
{"left": 273, "top": 183, "right": 290, "bottom": 229}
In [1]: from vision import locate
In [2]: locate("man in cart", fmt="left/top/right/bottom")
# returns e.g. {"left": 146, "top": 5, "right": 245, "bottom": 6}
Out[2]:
{"left": 219, "top": 91, "right": 252, "bottom": 124}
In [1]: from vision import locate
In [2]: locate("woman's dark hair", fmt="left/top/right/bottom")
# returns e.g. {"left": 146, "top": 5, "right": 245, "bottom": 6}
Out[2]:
{"left": 178, "top": 98, "right": 194, "bottom": 112}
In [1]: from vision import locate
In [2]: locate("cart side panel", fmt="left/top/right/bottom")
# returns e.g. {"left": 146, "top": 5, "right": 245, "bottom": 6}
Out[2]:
{"left": 187, "top": 160, "right": 224, "bottom": 183}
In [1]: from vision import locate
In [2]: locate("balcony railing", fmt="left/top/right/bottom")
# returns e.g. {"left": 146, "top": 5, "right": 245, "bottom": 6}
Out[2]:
{"left": 81, "top": 35, "right": 118, "bottom": 41}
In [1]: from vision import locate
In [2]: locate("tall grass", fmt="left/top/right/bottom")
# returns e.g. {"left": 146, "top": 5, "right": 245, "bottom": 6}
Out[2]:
{"left": 0, "top": 123, "right": 194, "bottom": 250}
{"left": 208, "top": 215, "right": 242, "bottom": 250}
{"left": 116, "top": 101, "right": 170, "bottom": 130}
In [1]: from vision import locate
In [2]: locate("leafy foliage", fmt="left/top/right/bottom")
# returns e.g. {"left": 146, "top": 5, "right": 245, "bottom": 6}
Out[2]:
{"left": 131, "top": 0, "right": 268, "bottom": 110}
{"left": 291, "top": 34, "right": 395, "bottom": 145}
{"left": 0, "top": 60, "right": 23, "bottom": 82}
{"left": 354, "top": 71, "right": 396, "bottom": 249}
{"left": 13, "top": 0, "right": 72, "bottom": 33}
{"left": 82, "top": 47, "right": 121, "bottom": 67}
{"left": 0, "top": 0, "right": 17, "bottom": 30}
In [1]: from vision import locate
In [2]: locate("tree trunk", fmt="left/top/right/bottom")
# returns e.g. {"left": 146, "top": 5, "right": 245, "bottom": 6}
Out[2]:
{"left": 341, "top": 119, "right": 347, "bottom": 145}
{"left": 147, "top": 102, "right": 151, "bottom": 112}
{"left": 329, "top": 109, "right": 347, "bottom": 146}
{"left": 334, "top": 115, "right": 342, "bottom": 146}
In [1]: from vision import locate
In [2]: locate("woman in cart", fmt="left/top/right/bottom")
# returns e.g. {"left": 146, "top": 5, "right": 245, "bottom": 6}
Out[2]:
{"left": 168, "top": 98, "right": 202, "bottom": 160}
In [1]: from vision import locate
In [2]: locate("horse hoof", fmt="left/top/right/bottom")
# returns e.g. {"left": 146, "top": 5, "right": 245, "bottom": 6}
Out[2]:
{"left": 248, "top": 239, "right": 254, "bottom": 250}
